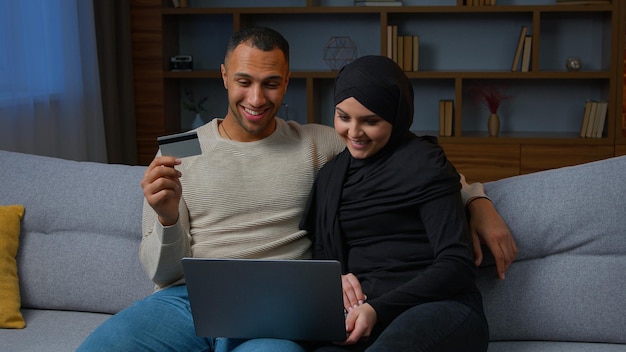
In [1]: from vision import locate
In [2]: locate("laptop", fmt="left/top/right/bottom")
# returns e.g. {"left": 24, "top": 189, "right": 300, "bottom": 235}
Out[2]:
{"left": 181, "top": 257, "right": 347, "bottom": 341}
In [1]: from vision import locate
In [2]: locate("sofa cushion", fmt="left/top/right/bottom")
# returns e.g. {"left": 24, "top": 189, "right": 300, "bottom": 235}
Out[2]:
{"left": 488, "top": 341, "right": 626, "bottom": 352}
{"left": 0, "top": 150, "right": 154, "bottom": 314}
{"left": 479, "top": 156, "right": 626, "bottom": 345}
{"left": 0, "top": 204, "right": 26, "bottom": 329}
{"left": 0, "top": 308, "right": 111, "bottom": 352}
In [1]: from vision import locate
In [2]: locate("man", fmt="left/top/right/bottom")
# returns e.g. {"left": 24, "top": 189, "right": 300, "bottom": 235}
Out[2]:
{"left": 78, "top": 26, "right": 516, "bottom": 352}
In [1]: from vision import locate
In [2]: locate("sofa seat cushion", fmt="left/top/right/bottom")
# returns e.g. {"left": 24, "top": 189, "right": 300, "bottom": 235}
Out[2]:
{"left": 0, "top": 309, "right": 111, "bottom": 352}
{"left": 488, "top": 341, "right": 626, "bottom": 352}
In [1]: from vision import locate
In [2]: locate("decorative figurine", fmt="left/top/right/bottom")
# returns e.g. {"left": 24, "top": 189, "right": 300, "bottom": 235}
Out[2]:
{"left": 566, "top": 57, "right": 582, "bottom": 72}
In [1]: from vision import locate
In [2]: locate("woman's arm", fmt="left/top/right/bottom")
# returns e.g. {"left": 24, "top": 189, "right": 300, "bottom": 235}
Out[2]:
{"left": 366, "top": 191, "right": 475, "bottom": 326}
{"left": 460, "top": 174, "right": 517, "bottom": 279}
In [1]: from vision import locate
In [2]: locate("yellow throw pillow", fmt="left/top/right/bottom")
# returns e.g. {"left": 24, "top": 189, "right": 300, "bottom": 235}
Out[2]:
{"left": 0, "top": 205, "right": 26, "bottom": 329}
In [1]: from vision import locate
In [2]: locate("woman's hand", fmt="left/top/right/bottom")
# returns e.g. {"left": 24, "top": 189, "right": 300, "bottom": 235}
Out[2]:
{"left": 468, "top": 197, "right": 517, "bottom": 280}
{"left": 341, "top": 273, "right": 367, "bottom": 312}
{"left": 339, "top": 303, "right": 377, "bottom": 345}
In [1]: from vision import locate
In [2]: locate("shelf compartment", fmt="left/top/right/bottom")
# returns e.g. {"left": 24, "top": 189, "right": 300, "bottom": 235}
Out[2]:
{"left": 240, "top": 13, "right": 380, "bottom": 71}
{"left": 460, "top": 78, "right": 610, "bottom": 137}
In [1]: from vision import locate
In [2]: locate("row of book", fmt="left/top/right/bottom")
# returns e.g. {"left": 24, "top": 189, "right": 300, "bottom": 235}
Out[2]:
{"left": 466, "top": 0, "right": 497, "bottom": 5}
{"left": 511, "top": 26, "right": 532, "bottom": 72}
{"left": 386, "top": 25, "right": 419, "bottom": 72}
{"left": 580, "top": 100, "right": 608, "bottom": 138}
{"left": 355, "top": 0, "right": 402, "bottom": 6}
{"left": 439, "top": 100, "right": 454, "bottom": 137}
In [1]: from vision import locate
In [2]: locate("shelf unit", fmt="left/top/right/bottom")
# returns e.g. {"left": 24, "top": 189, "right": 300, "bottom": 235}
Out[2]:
{"left": 130, "top": 0, "right": 625, "bottom": 182}
{"left": 619, "top": 0, "right": 626, "bottom": 157}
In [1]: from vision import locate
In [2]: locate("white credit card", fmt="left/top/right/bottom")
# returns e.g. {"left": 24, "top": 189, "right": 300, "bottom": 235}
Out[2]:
{"left": 157, "top": 130, "right": 202, "bottom": 158}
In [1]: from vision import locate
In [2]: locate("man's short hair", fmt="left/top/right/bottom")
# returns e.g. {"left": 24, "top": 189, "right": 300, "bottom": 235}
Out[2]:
{"left": 225, "top": 26, "right": 290, "bottom": 66}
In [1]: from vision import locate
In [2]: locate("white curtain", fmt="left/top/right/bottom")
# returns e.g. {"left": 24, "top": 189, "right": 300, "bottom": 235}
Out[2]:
{"left": 0, "top": 0, "right": 106, "bottom": 162}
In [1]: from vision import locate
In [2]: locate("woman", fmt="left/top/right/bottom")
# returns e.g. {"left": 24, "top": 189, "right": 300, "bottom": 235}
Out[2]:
{"left": 301, "top": 55, "right": 489, "bottom": 351}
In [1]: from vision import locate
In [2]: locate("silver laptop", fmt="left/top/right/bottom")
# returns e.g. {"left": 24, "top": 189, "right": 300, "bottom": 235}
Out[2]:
{"left": 181, "top": 258, "right": 347, "bottom": 341}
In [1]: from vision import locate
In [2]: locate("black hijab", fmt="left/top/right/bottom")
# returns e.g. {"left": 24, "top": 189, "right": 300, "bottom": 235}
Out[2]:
{"left": 301, "top": 56, "right": 460, "bottom": 271}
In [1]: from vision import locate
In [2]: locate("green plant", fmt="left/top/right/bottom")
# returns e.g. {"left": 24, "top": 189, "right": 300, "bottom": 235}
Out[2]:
{"left": 182, "top": 88, "right": 208, "bottom": 114}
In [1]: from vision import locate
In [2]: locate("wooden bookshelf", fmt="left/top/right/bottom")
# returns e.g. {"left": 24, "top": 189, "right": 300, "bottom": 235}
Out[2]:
{"left": 130, "top": 0, "right": 625, "bottom": 182}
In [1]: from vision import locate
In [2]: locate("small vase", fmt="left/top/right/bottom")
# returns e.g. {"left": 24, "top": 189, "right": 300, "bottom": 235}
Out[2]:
{"left": 488, "top": 113, "right": 500, "bottom": 137}
{"left": 191, "top": 113, "right": 204, "bottom": 129}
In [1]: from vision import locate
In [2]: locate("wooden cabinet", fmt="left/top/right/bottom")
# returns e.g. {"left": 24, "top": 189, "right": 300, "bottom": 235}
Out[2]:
{"left": 130, "top": 0, "right": 625, "bottom": 182}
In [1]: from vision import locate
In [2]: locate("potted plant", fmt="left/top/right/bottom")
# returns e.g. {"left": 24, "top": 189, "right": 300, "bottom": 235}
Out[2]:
{"left": 183, "top": 88, "right": 208, "bottom": 129}
{"left": 468, "top": 83, "right": 512, "bottom": 137}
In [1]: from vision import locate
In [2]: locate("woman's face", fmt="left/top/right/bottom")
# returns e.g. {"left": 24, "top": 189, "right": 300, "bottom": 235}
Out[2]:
{"left": 334, "top": 97, "right": 393, "bottom": 159}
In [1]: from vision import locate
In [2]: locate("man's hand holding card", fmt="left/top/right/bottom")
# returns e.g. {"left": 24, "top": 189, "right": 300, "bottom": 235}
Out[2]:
{"left": 157, "top": 130, "right": 202, "bottom": 158}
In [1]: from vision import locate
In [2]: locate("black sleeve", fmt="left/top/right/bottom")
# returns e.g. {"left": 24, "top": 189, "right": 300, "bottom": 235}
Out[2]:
{"left": 367, "top": 191, "right": 477, "bottom": 326}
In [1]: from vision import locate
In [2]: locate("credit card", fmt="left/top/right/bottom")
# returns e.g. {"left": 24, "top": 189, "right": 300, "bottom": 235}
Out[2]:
{"left": 157, "top": 130, "right": 202, "bottom": 158}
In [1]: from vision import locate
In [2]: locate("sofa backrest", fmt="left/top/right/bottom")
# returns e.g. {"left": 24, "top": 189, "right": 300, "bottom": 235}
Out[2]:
{"left": 478, "top": 156, "right": 626, "bottom": 344}
{"left": 0, "top": 150, "right": 154, "bottom": 314}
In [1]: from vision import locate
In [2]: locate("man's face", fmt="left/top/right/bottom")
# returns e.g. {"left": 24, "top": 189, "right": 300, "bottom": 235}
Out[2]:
{"left": 221, "top": 43, "right": 290, "bottom": 141}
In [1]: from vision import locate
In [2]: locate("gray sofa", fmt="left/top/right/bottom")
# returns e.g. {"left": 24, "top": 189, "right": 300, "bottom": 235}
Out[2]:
{"left": 0, "top": 149, "right": 625, "bottom": 351}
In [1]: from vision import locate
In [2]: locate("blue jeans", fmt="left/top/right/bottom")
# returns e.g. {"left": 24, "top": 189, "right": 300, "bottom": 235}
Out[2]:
{"left": 77, "top": 284, "right": 306, "bottom": 352}
{"left": 314, "top": 293, "right": 488, "bottom": 352}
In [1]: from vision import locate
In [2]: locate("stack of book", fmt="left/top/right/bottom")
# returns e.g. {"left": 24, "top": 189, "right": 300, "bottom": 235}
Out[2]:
{"left": 465, "top": 0, "right": 496, "bottom": 5}
{"left": 556, "top": 0, "right": 610, "bottom": 5}
{"left": 511, "top": 26, "right": 532, "bottom": 72}
{"left": 355, "top": 0, "right": 402, "bottom": 6}
{"left": 439, "top": 100, "right": 454, "bottom": 137}
{"left": 386, "top": 25, "right": 419, "bottom": 72}
{"left": 580, "top": 100, "right": 608, "bottom": 138}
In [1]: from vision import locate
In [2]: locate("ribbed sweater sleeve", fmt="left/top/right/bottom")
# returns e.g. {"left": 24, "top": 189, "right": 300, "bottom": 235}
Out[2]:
{"left": 460, "top": 173, "right": 487, "bottom": 204}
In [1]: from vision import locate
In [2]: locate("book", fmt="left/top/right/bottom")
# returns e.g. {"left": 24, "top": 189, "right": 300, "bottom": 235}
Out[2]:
{"left": 403, "top": 36, "right": 413, "bottom": 71}
{"left": 397, "top": 36, "right": 404, "bottom": 69}
{"left": 386, "top": 25, "right": 394, "bottom": 60}
{"left": 556, "top": 0, "right": 610, "bottom": 4}
{"left": 511, "top": 26, "right": 528, "bottom": 72}
{"left": 585, "top": 101, "right": 598, "bottom": 138}
{"left": 444, "top": 100, "right": 454, "bottom": 137}
{"left": 412, "top": 35, "right": 419, "bottom": 72}
{"left": 439, "top": 100, "right": 446, "bottom": 136}
{"left": 521, "top": 35, "right": 532, "bottom": 72}
{"left": 438, "top": 99, "right": 454, "bottom": 137}
{"left": 391, "top": 25, "right": 398, "bottom": 63}
{"left": 355, "top": 1, "right": 403, "bottom": 6}
{"left": 592, "top": 101, "right": 608, "bottom": 138}
{"left": 171, "top": 0, "right": 180, "bottom": 7}
{"left": 579, "top": 100, "right": 592, "bottom": 137}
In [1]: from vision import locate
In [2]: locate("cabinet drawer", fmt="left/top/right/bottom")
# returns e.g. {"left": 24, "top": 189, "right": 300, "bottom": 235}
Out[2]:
{"left": 520, "top": 145, "right": 615, "bottom": 175}
{"left": 441, "top": 144, "right": 520, "bottom": 183}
